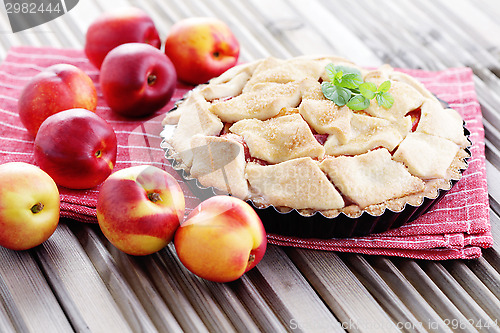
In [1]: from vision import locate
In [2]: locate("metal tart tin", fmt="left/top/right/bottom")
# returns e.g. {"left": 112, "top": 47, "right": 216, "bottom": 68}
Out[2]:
{"left": 160, "top": 99, "right": 471, "bottom": 239}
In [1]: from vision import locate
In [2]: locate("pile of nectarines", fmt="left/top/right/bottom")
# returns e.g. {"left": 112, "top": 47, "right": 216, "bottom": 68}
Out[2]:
{"left": 0, "top": 7, "right": 266, "bottom": 283}
{"left": 85, "top": 7, "right": 240, "bottom": 117}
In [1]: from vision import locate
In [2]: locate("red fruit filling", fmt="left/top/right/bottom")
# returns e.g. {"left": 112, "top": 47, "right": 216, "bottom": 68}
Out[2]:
{"left": 407, "top": 108, "right": 421, "bottom": 132}
{"left": 314, "top": 134, "right": 329, "bottom": 145}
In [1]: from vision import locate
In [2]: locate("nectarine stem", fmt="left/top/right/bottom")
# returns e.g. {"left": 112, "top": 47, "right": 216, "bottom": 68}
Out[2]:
{"left": 248, "top": 254, "right": 256, "bottom": 264}
{"left": 147, "top": 192, "right": 162, "bottom": 203}
{"left": 95, "top": 150, "right": 102, "bottom": 158}
{"left": 147, "top": 74, "right": 157, "bottom": 86}
{"left": 31, "top": 202, "right": 44, "bottom": 214}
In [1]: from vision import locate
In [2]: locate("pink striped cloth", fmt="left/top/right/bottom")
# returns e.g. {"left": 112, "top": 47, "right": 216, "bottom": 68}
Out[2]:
{"left": 0, "top": 46, "right": 493, "bottom": 259}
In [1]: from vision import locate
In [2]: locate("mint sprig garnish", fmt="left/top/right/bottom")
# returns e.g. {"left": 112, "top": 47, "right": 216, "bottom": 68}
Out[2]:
{"left": 321, "top": 64, "right": 394, "bottom": 111}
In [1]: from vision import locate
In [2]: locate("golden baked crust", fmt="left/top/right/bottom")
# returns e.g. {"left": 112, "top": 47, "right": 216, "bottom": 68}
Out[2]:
{"left": 163, "top": 56, "right": 470, "bottom": 217}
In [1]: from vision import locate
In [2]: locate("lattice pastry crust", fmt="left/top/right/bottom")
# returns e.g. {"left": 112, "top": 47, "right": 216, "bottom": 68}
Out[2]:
{"left": 163, "top": 56, "right": 469, "bottom": 218}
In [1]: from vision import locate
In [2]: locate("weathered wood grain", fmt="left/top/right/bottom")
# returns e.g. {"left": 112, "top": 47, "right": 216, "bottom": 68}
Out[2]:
{"left": 287, "top": 248, "right": 399, "bottom": 333}
{"left": 0, "top": 249, "right": 72, "bottom": 333}
{"left": 35, "top": 224, "right": 133, "bottom": 332}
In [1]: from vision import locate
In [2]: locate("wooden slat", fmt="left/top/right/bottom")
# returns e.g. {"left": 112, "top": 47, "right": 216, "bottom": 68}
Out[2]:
{"left": 107, "top": 247, "right": 185, "bottom": 333}
{"left": 247, "top": 0, "right": 334, "bottom": 56}
{"left": 287, "top": 0, "right": 382, "bottom": 67}
{"left": 226, "top": 275, "right": 288, "bottom": 332}
{"left": 35, "top": 224, "right": 133, "bottom": 332}
{"left": 396, "top": 260, "right": 478, "bottom": 332}
{"left": 342, "top": 254, "right": 427, "bottom": 332}
{"left": 148, "top": 246, "right": 236, "bottom": 332}
{"left": 368, "top": 257, "right": 454, "bottom": 332}
{"left": 249, "top": 246, "right": 344, "bottom": 332}
{"left": 0, "top": 297, "right": 16, "bottom": 333}
{"left": 443, "top": 261, "right": 500, "bottom": 322}
{"left": 215, "top": 0, "right": 292, "bottom": 59}
{"left": 421, "top": 261, "right": 499, "bottom": 332}
{"left": 0, "top": 248, "right": 73, "bottom": 333}
{"left": 287, "top": 248, "right": 399, "bottom": 333}
{"left": 70, "top": 223, "right": 162, "bottom": 333}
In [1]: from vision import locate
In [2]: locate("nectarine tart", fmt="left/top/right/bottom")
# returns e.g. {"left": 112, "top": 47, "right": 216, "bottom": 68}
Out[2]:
{"left": 161, "top": 56, "right": 470, "bottom": 238}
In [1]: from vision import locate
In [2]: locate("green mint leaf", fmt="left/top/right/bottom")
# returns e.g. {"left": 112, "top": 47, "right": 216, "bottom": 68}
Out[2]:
{"left": 339, "top": 73, "right": 363, "bottom": 89}
{"left": 334, "top": 65, "right": 362, "bottom": 77}
{"left": 322, "top": 64, "right": 394, "bottom": 110}
{"left": 322, "top": 82, "right": 351, "bottom": 106}
{"left": 333, "top": 70, "right": 343, "bottom": 85}
{"left": 376, "top": 92, "right": 394, "bottom": 109}
{"left": 378, "top": 80, "right": 391, "bottom": 93}
{"left": 359, "top": 82, "right": 377, "bottom": 99}
{"left": 347, "top": 94, "right": 370, "bottom": 110}
{"left": 333, "top": 87, "right": 352, "bottom": 106}
{"left": 325, "top": 64, "right": 337, "bottom": 82}
{"left": 321, "top": 81, "right": 336, "bottom": 99}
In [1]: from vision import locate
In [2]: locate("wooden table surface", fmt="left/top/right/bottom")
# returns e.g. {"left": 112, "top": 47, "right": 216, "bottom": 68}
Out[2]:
{"left": 0, "top": 0, "right": 499, "bottom": 332}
